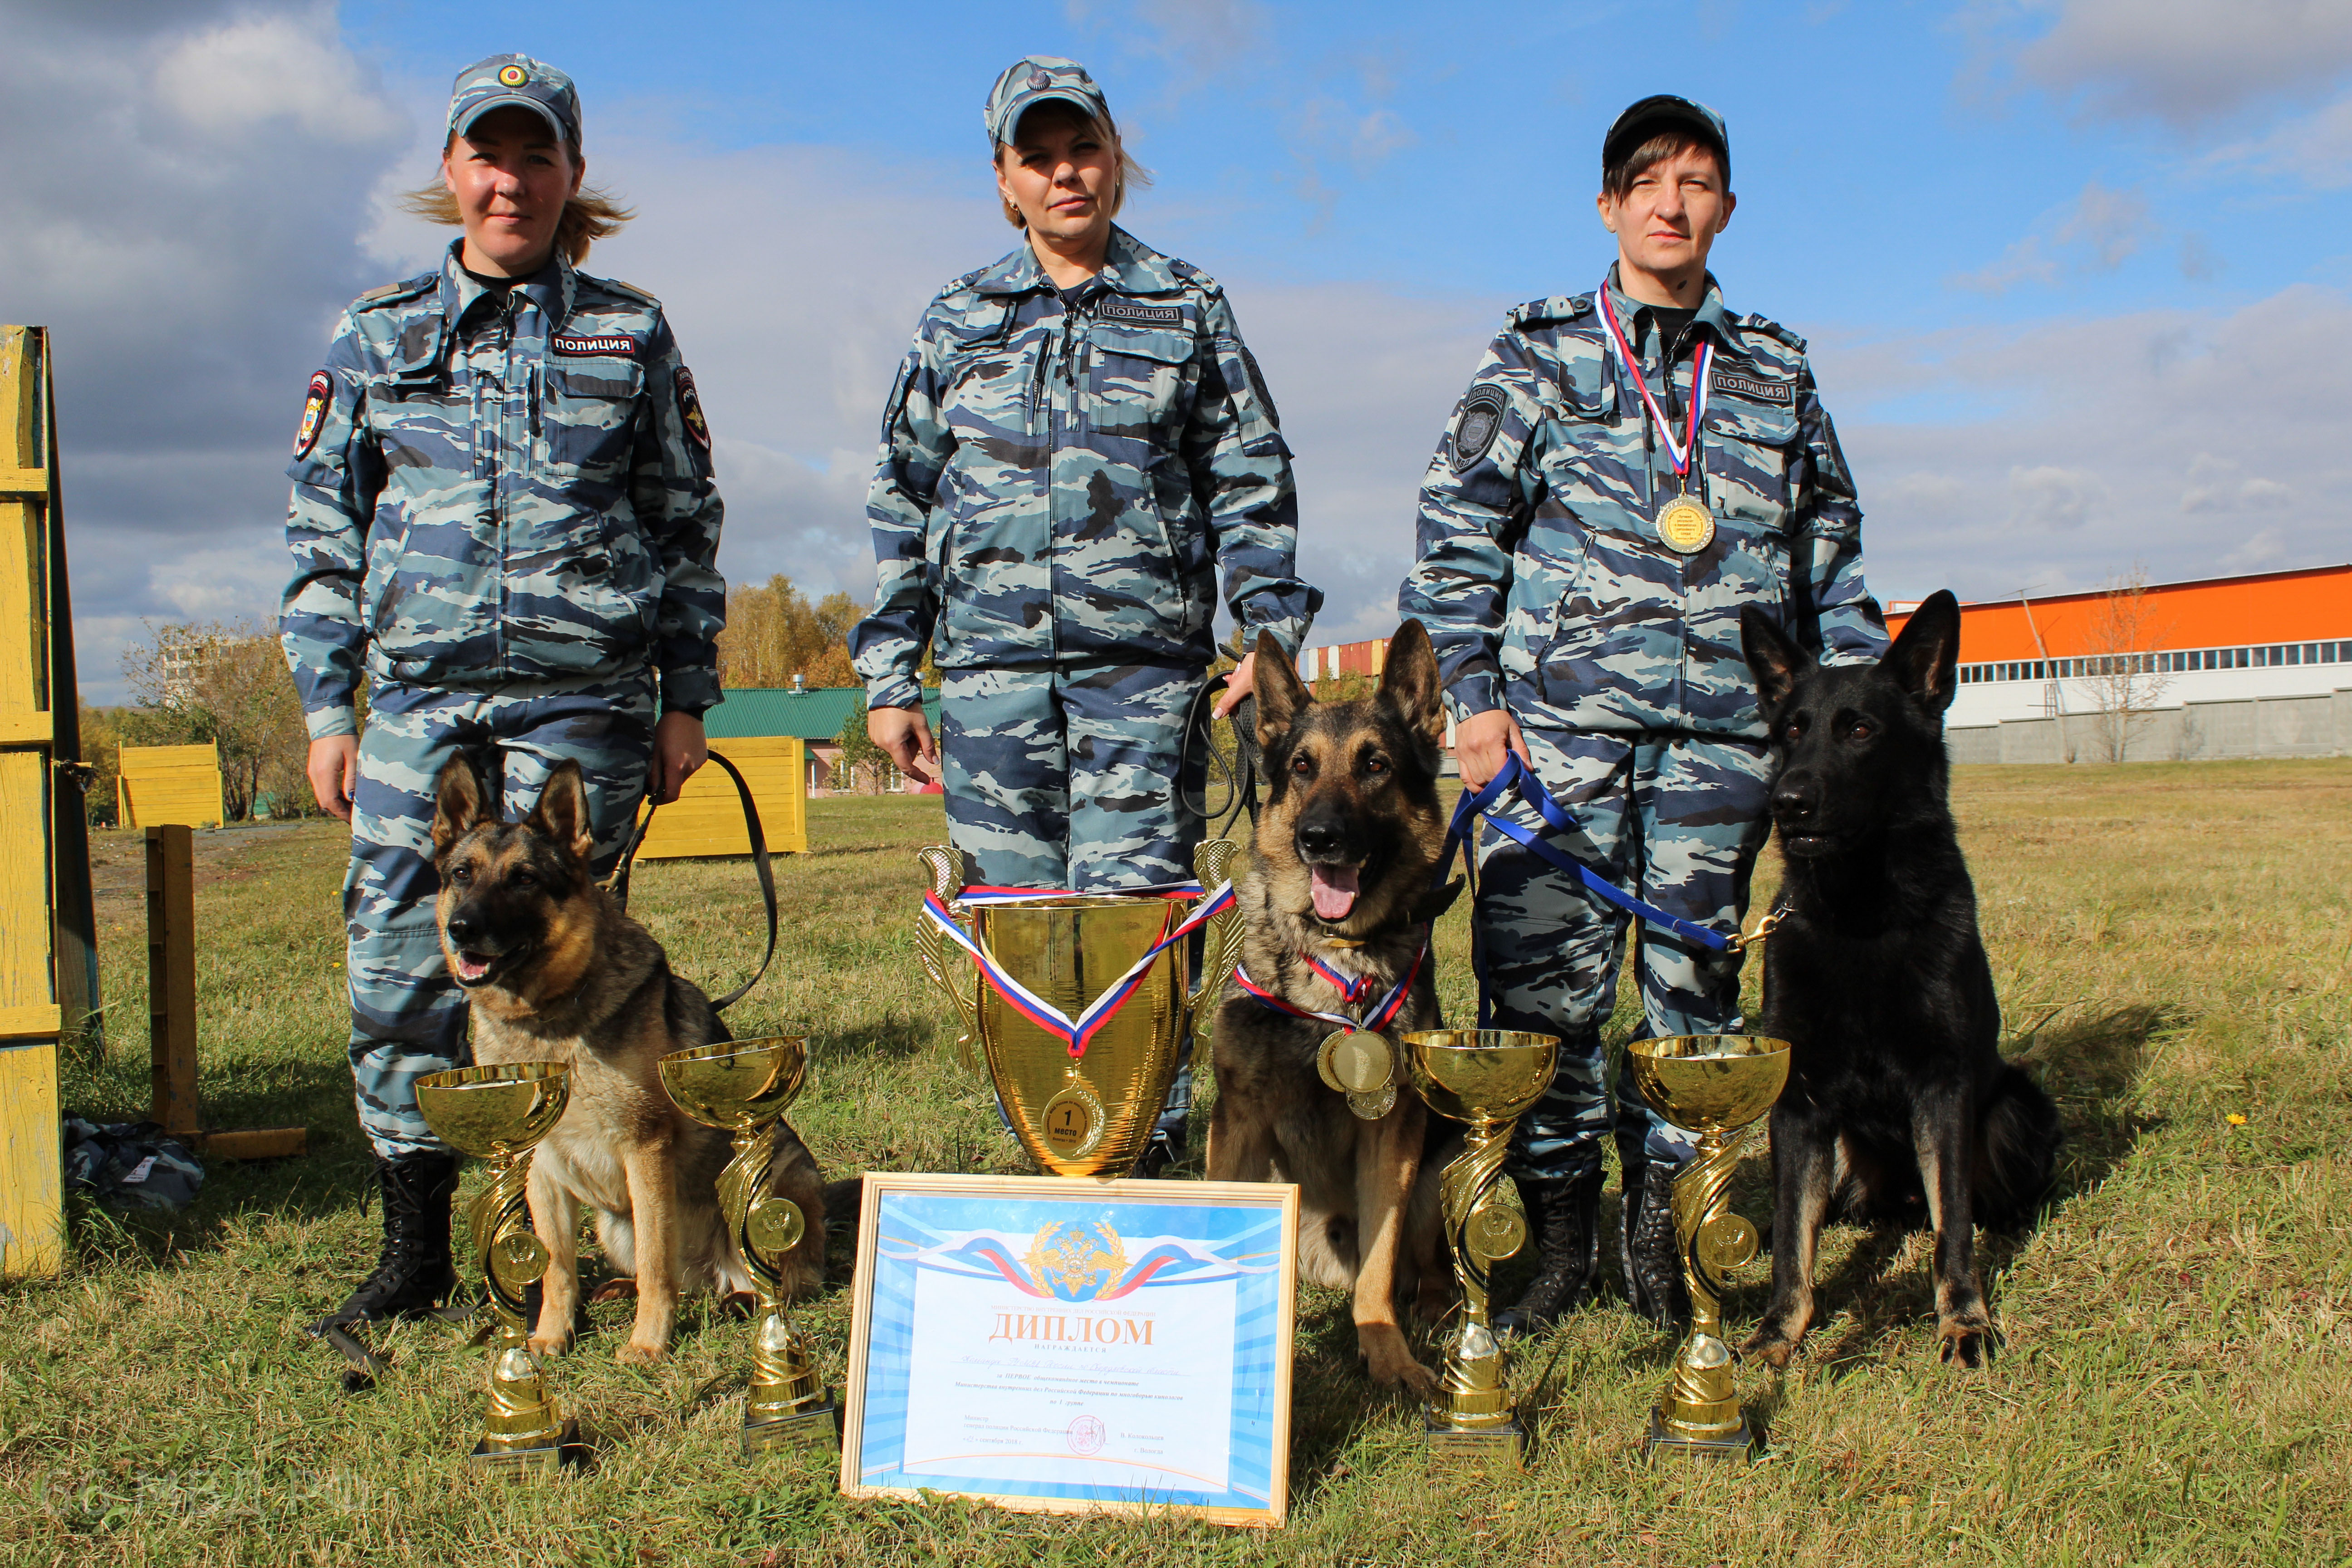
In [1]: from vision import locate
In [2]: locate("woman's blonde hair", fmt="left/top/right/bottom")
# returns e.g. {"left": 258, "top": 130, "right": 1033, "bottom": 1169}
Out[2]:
{"left": 401, "top": 134, "right": 633, "bottom": 265}
{"left": 993, "top": 100, "right": 1152, "bottom": 229}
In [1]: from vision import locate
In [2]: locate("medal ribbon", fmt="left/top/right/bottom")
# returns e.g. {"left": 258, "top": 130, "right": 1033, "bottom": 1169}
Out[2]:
{"left": 1233, "top": 936, "right": 1426, "bottom": 1035}
{"left": 954, "top": 880, "right": 1205, "bottom": 906}
{"left": 1599, "top": 284, "right": 1713, "bottom": 480}
{"left": 920, "top": 882, "right": 1236, "bottom": 1059}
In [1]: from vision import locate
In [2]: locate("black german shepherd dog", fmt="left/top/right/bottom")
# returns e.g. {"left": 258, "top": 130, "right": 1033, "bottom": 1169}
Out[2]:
{"left": 1736, "top": 591, "right": 2060, "bottom": 1369}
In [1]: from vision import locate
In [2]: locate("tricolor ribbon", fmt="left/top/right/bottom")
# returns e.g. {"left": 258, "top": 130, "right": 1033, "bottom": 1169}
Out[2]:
{"left": 1234, "top": 936, "right": 1426, "bottom": 1035}
{"left": 921, "top": 882, "right": 1236, "bottom": 1059}
{"left": 1599, "top": 284, "right": 1713, "bottom": 481}
{"left": 954, "top": 880, "right": 1205, "bottom": 907}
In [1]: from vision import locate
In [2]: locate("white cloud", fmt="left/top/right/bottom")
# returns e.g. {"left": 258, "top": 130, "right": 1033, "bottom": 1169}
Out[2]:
{"left": 1950, "top": 179, "right": 2152, "bottom": 293}
{"left": 1999, "top": 0, "right": 2352, "bottom": 127}
{"left": 151, "top": 11, "right": 401, "bottom": 143}
{"left": 2204, "top": 92, "right": 2352, "bottom": 188}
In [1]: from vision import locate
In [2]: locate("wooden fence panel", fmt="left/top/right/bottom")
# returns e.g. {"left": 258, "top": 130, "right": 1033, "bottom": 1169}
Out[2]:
{"left": 634, "top": 736, "right": 808, "bottom": 858}
{"left": 118, "top": 742, "right": 225, "bottom": 829}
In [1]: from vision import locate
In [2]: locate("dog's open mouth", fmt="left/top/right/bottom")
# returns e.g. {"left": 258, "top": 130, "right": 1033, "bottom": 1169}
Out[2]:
{"left": 451, "top": 949, "right": 504, "bottom": 985}
{"left": 1308, "top": 862, "right": 1360, "bottom": 921}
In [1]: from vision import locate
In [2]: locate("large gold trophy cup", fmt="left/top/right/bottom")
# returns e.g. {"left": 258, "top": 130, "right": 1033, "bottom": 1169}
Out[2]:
{"left": 1398, "top": 1028, "right": 1561, "bottom": 1466}
{"left": 916, "top": 842, "right": 1241, "bottom": 1178}
{"left": 659, "top": 1034, "right": 838, "bottom": 1458}
{"left": 1626, "top": 1034, "right": 1790, "bottom": 1462}
{"left": 414, "top": 1061, "right": 572, "bottom": 1470}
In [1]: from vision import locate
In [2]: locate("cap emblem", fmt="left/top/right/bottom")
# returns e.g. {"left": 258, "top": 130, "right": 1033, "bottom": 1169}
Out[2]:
{"left": 1028, "top": 69, "right": 1050, "bottom": 90}
{"left": 498, "top": 64, "right": 528, "bottom": 87}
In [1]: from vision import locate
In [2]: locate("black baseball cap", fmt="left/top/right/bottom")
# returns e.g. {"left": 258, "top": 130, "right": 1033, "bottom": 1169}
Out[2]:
{"left": 1603, "top": 95, "right": 1730, "bottom": 185}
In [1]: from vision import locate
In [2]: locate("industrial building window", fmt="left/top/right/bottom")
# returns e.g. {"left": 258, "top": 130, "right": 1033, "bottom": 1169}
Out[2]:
{"left": 1958, "top": 640, "right": 2346, "bottom": 684}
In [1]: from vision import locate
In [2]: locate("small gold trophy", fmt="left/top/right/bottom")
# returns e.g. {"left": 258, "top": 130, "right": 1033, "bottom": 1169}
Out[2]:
{"left": 659, "top": 1034, "right": 837, "bottom": 1458}
{"left": 1398, "top": 1028, "right": 1561, "bottom": 1467}
{"left": 915, "top": 842, "right": 1241, "bottom": 1179}
{"left": 1625, "top": 1034, "right": 1791, "bottom": 1463}
{"left": 414, "top": 1061, "right": 572, "bottom": 1471}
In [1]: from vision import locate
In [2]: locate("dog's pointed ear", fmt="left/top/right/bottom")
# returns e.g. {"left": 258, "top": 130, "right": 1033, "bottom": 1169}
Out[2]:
{"left": 1885, "top": 589, "right": 1961, "bottom": 714}
{"left": 525, "top": 760, "right": 596, "bottom": 867}
{"left": 1251, "top": 628, "right": 1311, "bottom": 752}
{"left": 1412, "top": 875, "right": 1465, "bottom": 925}
{"left": 1378, "top": 619, "right": 1446, "bottom": 746}
{"left": 431, "top": 756, "right": 490, "bottom": 860}
{"left": 1741, "top": 605, "right": 1813, "bottom": 713}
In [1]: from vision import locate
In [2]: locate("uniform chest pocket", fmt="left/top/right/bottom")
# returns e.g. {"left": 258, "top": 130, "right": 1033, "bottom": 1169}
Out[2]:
{"left": 1704, "top": 397, "right": 1800, "bottom": 529}
{"left": 544, "top": 359, "right": 644, "bottom": 480}
{"left": 368, "top": 382, "right": 471, "bottom": 475}
{"left": 1088, "top": 323, "right": 1195, "bottom": 438}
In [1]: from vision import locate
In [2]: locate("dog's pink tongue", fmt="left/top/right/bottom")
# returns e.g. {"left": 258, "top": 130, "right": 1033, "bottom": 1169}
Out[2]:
{"left": 1310, "top": 864, "right": 1360, "bottom": 921}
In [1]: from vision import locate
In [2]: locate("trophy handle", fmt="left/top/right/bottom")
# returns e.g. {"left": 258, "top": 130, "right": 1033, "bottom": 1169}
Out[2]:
{"left": 1187, "top": 838, "right": 1244, "bottom": 1012}
{"left": 914, "top": 846, "right": 983, "bottom": 1071}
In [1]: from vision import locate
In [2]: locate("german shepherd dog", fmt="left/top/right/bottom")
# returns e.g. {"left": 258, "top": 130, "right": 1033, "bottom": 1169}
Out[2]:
{"left": 1207, "top": 621, "right": 1459, "bottom": 1394}
{"left": 1736, "top": 592, "right": 2061, "bottom": 1368}
{"left": 430, "top": 757, "right": 826, "bottom": 1364}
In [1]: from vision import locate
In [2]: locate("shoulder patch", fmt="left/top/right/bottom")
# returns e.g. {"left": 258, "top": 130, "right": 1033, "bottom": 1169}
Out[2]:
{"left": 354, "top": 274, "right": 435, "bottom": 309}
{"left": 294, "top": 371, "right": 332, "bottom": 458}
{"left": 1450, "top": 385, "right": 1507, "bottom": 472}
{"left": 675, "top": 366, "right": 711, "bottom": 453}
{"left": 1098, "top": 297, "right": 1186, "bottom": 327}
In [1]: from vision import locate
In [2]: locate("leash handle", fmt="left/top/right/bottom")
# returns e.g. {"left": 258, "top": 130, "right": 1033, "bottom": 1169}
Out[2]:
{"left": 606, "top": 749, "right": 779, "bottom": 1014}
{"left": 1433, "top": 751, "right": 1737, "bottom": 956}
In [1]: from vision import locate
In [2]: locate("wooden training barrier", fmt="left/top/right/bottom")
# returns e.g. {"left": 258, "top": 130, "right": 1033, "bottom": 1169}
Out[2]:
{"left": 0, "top": 326, "right": 100, "bottom": 1278}
{"left": 633, "top": 736, "right": 809, "bottom": 858}
{"left": 144, "top": 825, "right": 305, "bottom": 1161}
{"left": 118, "top": 741, "right": 225, "bottom": 829}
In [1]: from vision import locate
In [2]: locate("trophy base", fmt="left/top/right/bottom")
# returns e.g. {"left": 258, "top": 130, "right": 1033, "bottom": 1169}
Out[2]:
{"left": 743, "top": 1399, "right": 839, "bottom": 1460}
{"left": 1422, "top": 1414, "right": 1526, "bottom": 1470}
{"left": 1643, "top": 1408, "right": 1761, "bottom": 1464}
{"left": 468, "top": 1419, "right": 578, "bottom": 1474}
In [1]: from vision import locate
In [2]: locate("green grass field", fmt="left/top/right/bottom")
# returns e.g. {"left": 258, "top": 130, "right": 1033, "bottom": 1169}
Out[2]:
{"left": 4, "top": 760, "right": 2349, "bottom": 1566}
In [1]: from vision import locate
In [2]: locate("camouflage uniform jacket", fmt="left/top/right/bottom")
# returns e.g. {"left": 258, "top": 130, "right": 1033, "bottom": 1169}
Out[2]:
{"left": 281, "top": 242, "right": 726, "bottom": 739}
{"left": 1399, "top": 269, "right": 1885, "bottom": 740}
{"left": 849, "top": 228, "right": 1319, "bottom": 711}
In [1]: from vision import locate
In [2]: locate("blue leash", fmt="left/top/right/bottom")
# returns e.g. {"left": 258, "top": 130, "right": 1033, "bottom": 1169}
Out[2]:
{"left": 1433, "top": 751, "right": 1767, "bottom": 957}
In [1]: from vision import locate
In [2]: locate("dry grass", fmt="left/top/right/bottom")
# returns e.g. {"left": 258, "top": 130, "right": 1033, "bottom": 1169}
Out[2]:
{"left": 3, "top": 760, "right": 2349, "bottom": 1565}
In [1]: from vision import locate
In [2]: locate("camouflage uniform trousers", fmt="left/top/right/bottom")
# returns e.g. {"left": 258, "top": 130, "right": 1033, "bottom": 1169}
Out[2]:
{"left": 1473, "top": 725, "right": 1775, "bottom": 1184}
{"left": 938, "top": 661, "right": 1208, "bottom": 1149}
{"left": 346, "top": 675, "right": 655, "bottom": 1157}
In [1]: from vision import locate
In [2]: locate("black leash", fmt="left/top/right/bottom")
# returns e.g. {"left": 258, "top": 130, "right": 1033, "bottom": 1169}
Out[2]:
{"left": 604, "top": 749, "right": 779, "bottom": 1013}
{"left": 1178, "top": 671, "right": 1262, "bottom": 839}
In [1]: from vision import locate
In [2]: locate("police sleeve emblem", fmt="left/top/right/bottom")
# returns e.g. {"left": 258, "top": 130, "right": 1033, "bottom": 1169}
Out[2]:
{"left": 675, "top": 366, "right": 712, "bottom": 453}
{"left": 1450, "top": 385, "right": 1506, "bottom": 472}
{"left": 294, "top": 371, "right": 332, "bottom": 458}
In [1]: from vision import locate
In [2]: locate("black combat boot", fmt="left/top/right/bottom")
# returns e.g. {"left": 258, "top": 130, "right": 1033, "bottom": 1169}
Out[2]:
{"left": 1619, "top": 1148, "right": 1691, "bottom": 1328}
{"left": 312, "top": 1150, "right": 462, "bottom": 1331}
{"left": 1493, "top": 1169, "right": 1603, "bottom": 1337}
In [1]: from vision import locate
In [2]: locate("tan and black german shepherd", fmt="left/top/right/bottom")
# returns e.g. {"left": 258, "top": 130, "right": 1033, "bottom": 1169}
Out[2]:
{"left": 430, "top": 757, "right": 825, "bottom": 1364}
{"left": 1207, "top": 620, "right": 1460, "bottom": 1393}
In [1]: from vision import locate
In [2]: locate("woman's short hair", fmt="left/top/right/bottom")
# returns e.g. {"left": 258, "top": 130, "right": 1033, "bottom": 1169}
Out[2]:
{"left": 993, "top": 99, "right": 1153, "bottom": 229}
{"left": 1602, "top": 129, "right": 1725, "bottom": 201}
{"left": 400, "top": 134, "right": 632, "bottom": 265}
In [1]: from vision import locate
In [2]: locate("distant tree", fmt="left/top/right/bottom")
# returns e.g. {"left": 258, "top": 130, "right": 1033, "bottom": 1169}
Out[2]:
{"left": 77, "top": 702, "right": 122, "bottom": 826}
{"left": 716, "top": 574, "right": 859, "bottom": 690}
{"left": 2082, "top": 564, "right": 2174, "bottom": 764}
{"left": 119, "top": 621, "right": 310, "bottom": 821}
{"left": 833, "top": 701, "right": 888, "bottom": 795}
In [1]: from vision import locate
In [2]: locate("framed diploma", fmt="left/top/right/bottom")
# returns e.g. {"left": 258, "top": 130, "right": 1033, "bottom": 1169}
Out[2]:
{"left": 840, "top": 1173, "right": 1299, "bottom": 1527}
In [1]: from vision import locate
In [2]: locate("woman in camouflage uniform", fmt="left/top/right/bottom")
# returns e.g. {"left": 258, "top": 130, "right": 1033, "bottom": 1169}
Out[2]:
{"left": 1400, "top": 97, "right": 1886, "bottom": 1333}
{"left": 280, "top": 55, "right": 726, "bottom": 1332}
{"left": 850, "top": 57, "right": 1319, "bottom": 1171}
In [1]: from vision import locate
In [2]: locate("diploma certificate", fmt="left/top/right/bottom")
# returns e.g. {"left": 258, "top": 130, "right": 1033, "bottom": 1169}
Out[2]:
{"left": 841, "top": 1175, "right": 1298, "bottom": 1526}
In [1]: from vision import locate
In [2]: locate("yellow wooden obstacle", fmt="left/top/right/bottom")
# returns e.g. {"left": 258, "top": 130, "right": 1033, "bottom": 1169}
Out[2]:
{"left": 632, "top": 736, "right": 809, "bottom": 859}
{"left": 118, "top": 741, "right": 225, "bottom": 829}
{"left": 0, "top": 325, "right": 101, "bottom": 1279}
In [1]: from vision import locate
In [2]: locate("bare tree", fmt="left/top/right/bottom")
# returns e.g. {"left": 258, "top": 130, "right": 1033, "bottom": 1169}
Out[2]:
{"left": 2081, "top": 564, "right": 2174, "bottom": 764}
{"left": 120, "top": 621, "right": 310, "bottom": 820}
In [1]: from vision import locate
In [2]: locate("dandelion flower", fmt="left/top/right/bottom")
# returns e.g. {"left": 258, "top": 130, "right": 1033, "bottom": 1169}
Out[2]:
{"left": 2225, "top": 1112, "right": 2247, "bottom": 1126}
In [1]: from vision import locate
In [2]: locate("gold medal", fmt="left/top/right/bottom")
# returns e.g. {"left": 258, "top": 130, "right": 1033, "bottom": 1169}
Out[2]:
{"left": 1657, "top": 494, "right": 1716, "bottom": 554}
{"left": 1316, "top": 1028, "right": 1396, "bottom": 1096}
{"left": 1345, "top": 1084, "right": 1397, "bottom": 1121}
{"left": 747, "top": 1196, "right": 806, "bottom": 1255}
{"left": 1039, "top": 1083, "right": 1107, "bottom": 1161}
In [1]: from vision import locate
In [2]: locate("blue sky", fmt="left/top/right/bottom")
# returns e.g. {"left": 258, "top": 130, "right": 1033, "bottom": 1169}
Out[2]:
{"left": 7, "top": 0, "right": 2350, "bottom": 693}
